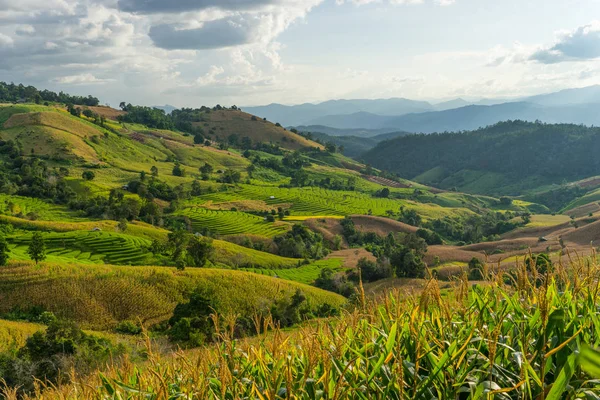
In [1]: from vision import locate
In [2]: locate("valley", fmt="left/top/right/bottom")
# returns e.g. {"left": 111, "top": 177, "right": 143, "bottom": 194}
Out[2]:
{"left": 1, "top": 82, "right": 600, "bottom": 398}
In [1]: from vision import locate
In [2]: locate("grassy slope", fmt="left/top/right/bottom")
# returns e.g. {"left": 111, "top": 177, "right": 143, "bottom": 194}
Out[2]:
{"left": 193, "top": 109, "right": 324, "bottom": 151}
{"left": 0, "top": 262, "right": 345, "bottom": 330}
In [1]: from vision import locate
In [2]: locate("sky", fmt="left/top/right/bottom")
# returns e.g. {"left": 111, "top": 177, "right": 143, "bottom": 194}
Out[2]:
{"left": 1, "top": 0, "right": 600, "bottom": 107}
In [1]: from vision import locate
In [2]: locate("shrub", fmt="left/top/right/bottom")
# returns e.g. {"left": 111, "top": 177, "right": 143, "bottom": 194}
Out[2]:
{"left": 115, "top": 320, "right": 142, "bottom": 335}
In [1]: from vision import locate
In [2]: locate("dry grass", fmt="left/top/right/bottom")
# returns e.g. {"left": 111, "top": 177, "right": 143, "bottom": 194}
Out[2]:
{"left": 84, "top": 106, "right": 125, "bottom": 120}
{"left": 425, "top": 245, "right": 483, "bottom": 264}
{"left": 326, "top": 248, "right": 377, "bottom": 268}
{"left": 193, "top": 109, "right": 323, "bottom": 151}
{"left": 350, "top": 215, "right": 419, "bottom": 235}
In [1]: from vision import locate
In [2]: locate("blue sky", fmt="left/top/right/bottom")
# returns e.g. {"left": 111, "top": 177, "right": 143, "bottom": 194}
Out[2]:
{"left": 1, "top": 0, "right": 600, "bottom": 107}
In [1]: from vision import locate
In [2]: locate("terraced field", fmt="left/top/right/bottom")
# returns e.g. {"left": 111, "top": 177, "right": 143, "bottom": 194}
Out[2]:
{"left": 242, "top": 258, "right": 344, "bottom": 284}
{"left": 212, "top": 240, "right": 299, "bottom": 268}
{"left": 7, "top": 231, "right": 152, "bottom": 265}
{"left": 0, "top": 194, "right": 81, "bottom": 221}
{"left": 194, "top": 185, "right": 472, "bottom": 220}
{"left": 177, "top": 207, "right": 289, "bottom": 237}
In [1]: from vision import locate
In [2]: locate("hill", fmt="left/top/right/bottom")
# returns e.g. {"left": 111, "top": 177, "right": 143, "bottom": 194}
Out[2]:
{"left": 363, "top": 120, "right": 600, "bottom": 199}
{"left": 306, "top": 130, "right": 410, "bottom": 157}
{"left": 0, "top": 262, "right": 345, "bottom": 330}
{"left": 190, "top": 109, "right": 323, "bottom": 151}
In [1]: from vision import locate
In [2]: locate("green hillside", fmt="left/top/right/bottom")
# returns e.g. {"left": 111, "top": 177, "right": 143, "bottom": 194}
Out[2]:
{"left": 363, "top": 120, "right": 600, "bottom": 199}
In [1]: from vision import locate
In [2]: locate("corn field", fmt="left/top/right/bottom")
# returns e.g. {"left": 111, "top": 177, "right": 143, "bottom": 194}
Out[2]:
{"left": 13, "top": 254, "right": 600, "bottom": 399}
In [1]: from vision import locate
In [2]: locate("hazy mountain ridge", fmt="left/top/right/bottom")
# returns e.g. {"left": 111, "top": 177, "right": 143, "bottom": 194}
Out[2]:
{"left": 244, "top": 85, "right": 600, "bottom": 133}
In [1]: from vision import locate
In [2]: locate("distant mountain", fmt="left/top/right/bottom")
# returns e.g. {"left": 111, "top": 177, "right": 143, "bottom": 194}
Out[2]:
{"left": 306, "top": 112, "right": 396, "bottom": 130}
{"left": 244, "top": 98, "right": 433, "bottom": 126}
{"left": 307, "top": 129, "right": 411, "bottom": 158}
{"left": 433, "top": 98, "right": 471, "bottom": 111}
{"left": 294, "top": 125, "right": 400, "bottom": 137}
{"left": 362, "top": 120, "right": 600, "bottom": 197}
{"left": 524, "top": 85, "right": 600, "bottom": 106}
{"left": 153, "top": 104, "right": 177, "bottom": 114}
{"left": 247, "top": 85, "right": 600, "bottom": 132}
{"left": 309, "top": 101, "right": 600, "bottom": 133}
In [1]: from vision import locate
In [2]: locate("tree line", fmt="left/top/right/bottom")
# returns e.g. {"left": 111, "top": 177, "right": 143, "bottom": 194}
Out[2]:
{"left": 0, "top": 81, "right": 99, "bottom": 106}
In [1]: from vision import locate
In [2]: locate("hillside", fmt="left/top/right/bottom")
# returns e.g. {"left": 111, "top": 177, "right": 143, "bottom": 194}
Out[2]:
{"left": 190, "top": 109, "right": 323, "bottom": 151}
{"left": 307, "top": 130, "right": 410, "bottom": 157}
{"left": 363, "top": 120, "right": 600, "bottom": 199}
{"left": 0, "top": 262, "right": 345, "bottom": 330}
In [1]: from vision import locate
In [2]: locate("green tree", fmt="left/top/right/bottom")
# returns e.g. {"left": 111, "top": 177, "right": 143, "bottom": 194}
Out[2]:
{"left": 186, "top": 236, "right": 214, "bottom": 268}
{"left": 468, "top": 257, "right": 484, "bottom": 280}
{"left": 0, "top": 235, "right": 9, "bottom": 266}
{"left": 27, "top": 232, "right": 46, "bottom": 265}
{"left": 172, "top": 161, "right": 185, "bottom": 177}
{"left": 221, "top": 169, "right": 241, "bottom": 184}
{"left": 81, "top": 171, "right": 95, "bottom": 181}
{"left": 150, "top": 165, "right": 159, "bottom": 177}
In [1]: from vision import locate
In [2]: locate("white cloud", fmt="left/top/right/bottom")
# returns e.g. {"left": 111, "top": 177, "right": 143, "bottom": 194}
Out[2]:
{"left": 0, "top": 33, "right": 14, "bottom": 47}
{"left": 51, "top": 73, "right": 113, "bottom": 84}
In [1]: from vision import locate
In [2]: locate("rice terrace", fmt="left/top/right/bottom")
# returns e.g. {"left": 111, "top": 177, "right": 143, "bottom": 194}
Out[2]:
{"left": 3, "top": 2, "right": 600, "bottom": 398}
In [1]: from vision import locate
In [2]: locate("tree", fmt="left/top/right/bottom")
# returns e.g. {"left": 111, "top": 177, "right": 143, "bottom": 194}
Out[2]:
{"left": 375, "top": 187, "right": 390, "bottom": 198}
{"left": 325, "top": 142, "right": 337, "bottom": 153}
{"left": 27, "top": 232, "right": 46, "bottom": 265}
{"left": 468, "top": 257, "right": 484, "bottom": 280}
{"left": 168, "top": 230, "right": 190, "bottom": 269}
{"left": 186, "top": 237, "right": 214, "bottom": 268}
{"left": 172, "top": 161, "right": 185, "bottom": 177}
{"left": 194, "top": 134, "right": 204, "bottom": 144}
{"left": 399, "top": 208, "right": 421, "bottom": 227}
{"left": 82, "top": 109, "right": 95, "bottom": 119}
{"left": 0, "top": 235, "right": 9, "bottom": 266}
{"left": 199, "top": 163, "right": 213, "bottom": 181}
{"left": 150, "top": 166, "right": 159, "bottom": 177}
{"left": 191, "top": 180, "right": 202, "bottom": 196}
{"left": 81, "top": 171, "right": 95, "bottom": 181}
{"left": 221, "top": 169, "right": 241, "bottom": 184}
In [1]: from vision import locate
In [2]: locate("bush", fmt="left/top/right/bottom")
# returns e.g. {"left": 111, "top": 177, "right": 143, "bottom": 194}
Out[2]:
{"left": 468, "top": 257, "right": 484, "bottom": 280}
{"left": 115, "top": 320, "right": 142, "bottom": 335}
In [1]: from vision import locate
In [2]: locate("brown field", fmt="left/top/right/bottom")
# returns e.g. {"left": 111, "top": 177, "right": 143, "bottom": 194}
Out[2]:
{"left": 561, "top": 219, "right": 600, "bottom": 245}
{"left": 462, "top": 237, "right": 541, "bottom": 253}
{"left": 326, "top": 248, "right": 376, "bottom": 268}
{"left": 362, "top": 175, "right": 411, "bottom": 188}
{"left": 576, "top": 176, "right": 600, "bottom": 188}
{"left": 85, "top": 106, "right": 125, "bottom": 120}
{"left": 425, "top": 245, "right": 483, "bottom": 264}
{"left": 350, "top": 215, "right": 418, "bottom": 235}
{"left": 565, "top": 202, "right": 600, "bottom": 218}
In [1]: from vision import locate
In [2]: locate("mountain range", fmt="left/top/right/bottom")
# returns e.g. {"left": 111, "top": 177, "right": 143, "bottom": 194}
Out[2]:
{"left": 243, "top": 85, "right": 600, "bottom": 134}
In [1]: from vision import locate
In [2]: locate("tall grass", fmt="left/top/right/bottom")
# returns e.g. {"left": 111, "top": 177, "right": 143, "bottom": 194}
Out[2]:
{"left": 17, "top": 253, "right": 600, "bottom": 399}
